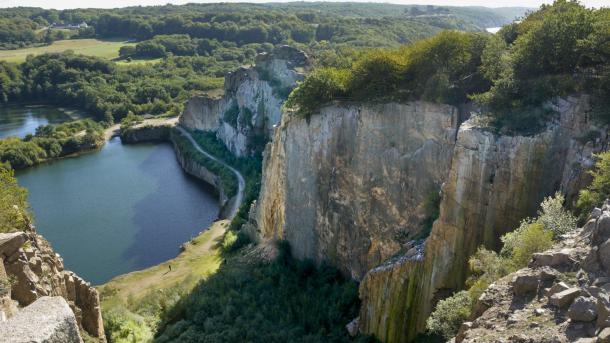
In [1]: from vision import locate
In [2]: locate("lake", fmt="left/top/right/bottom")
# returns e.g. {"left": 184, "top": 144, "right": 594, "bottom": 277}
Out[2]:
{"left": 16, "top": 137, "right": 220, "bottom": 285}
{"left": 0, "top": 105, "right": 89, "bottom": 139}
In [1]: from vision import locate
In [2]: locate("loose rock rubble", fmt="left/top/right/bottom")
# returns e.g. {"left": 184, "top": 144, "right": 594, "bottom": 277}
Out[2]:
{"left": 455, "top": 202, "right": 610, "bottom": 342}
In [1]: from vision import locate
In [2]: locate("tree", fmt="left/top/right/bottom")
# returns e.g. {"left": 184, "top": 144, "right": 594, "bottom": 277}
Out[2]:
{"left": 119, "top": 45, "right": 136, "bottom": 58}
{"left": 0, "top": 167, "right": 30, "bottom": 233}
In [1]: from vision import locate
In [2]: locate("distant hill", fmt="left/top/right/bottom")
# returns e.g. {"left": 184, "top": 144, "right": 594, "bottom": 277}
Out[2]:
{"left": 264, "top": 2, "right": 531, "bottom": 28}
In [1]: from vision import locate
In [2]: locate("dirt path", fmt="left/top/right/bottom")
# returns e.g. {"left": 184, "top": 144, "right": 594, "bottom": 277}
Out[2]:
{"left": 103, "top": 117, "right": 179, "bottom": 141}
{"left": 175, "top": 126, "right": 246, "bottom": 220}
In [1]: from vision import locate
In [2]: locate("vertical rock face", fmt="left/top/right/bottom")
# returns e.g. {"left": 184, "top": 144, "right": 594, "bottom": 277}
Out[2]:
{"left": 180, "top": 45, "right": 310, "bottom": 156}
{"left": 250, "top": 101, "right": 460, "bottom": 279}
{"left": 358, "top": 96, "right": 606, "bottom": 342}
{"left": 0, "top": 228, "right": 104, "bottom": 340}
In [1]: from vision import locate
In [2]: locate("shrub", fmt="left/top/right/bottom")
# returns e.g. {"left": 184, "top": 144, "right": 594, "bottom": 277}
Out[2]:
{"left": 501, "top": 220, "right": 554, "bottom": 268}
{"left": 538, "top": 192, "right": 577, "bottom": 238}
{"left": 285, "top": 67, "right": 349, "bottom": 118}
{"left": 0, "top": 167, "right": 30, "bottom": 233}
{"left": 426, "top": 290, "right": 473, "bottom": 339}
{"left": 578, "top": 152, "right": 610, "bottom": 217}
{"left": 467, "top": 248, "right": 514, "bottom": 300}
{"left": 102, "top": 307, "right": 154, "bottom": 343}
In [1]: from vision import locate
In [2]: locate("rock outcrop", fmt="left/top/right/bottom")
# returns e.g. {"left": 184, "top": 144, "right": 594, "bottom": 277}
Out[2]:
{"left": 357, "top": 96, "right": 606, "bottom": 342}
{"left": 250, "top": 94, "right": 606, "bottom": 341}
{"left": 454, "top": 203, "right": 610, "bottom": 342}
{"left": 249, "top": 101, "right": 460, "bottom": 279}
{"left": 170, "top": 129, "right": 230, "bottom": 217}
{"left": 180, "top": 45, "right": 310, "bottom": 156}
{"left": 0, "top": 296, "right": 83, "bottom": 343}
{"left": 0, "top": 227, "right": 104, "bottom": 340}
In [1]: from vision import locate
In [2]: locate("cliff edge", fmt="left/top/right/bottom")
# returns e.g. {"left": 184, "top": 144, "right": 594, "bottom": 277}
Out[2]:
{"left": 180, "top": 45, "right": 310, "bottom": 156}
{"left": 0, "top": 226, "right": 104, "bottom": 341}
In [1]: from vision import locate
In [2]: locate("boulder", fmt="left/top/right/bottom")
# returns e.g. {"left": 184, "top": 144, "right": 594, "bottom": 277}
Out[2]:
{"left": 599, "top": 327, "right": 610, "bottom": 343}
{"left": 0, "top": 232, "right": 26, "bottom": 258}
{"left": 346, "top": 317, "right": 359, "bottom": 337}
{"left": 547, "top": 282, "right": 570, "bottom": 297}
{"left": 599, "top": 239, "right": 610, "bottom": 273}
{"left": 595, "top": 215, "right": 610, "bottom": 245}
{"left": 550, "top": 288, "right": 581, "bottom": 308}
{"left": 512, "top": 273, "right": 539, "bottom": 296}
{"left": 0, "top": 296, "right": 83, "bottom": 342}
{"left": 590, "top": 208, "right": 603, "bottom": 221}
{"left": 597, "top": 292, "right": 610, "bottom": 329}
{"left": 567, "top": 296, "right": 597, "bottom": 322}
{"left": 551, "top": 249, "right": 574, "bottom": 266}
{"left": 531, "top": 253, "right": 553, "bottom": 267}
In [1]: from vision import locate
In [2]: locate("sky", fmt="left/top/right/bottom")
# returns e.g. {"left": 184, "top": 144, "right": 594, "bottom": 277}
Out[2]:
{"left": 0, "top": 0, "right": 607, "bottom": 10}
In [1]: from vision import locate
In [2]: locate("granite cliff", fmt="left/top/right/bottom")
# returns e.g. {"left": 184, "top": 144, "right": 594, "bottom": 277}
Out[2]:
{"left": 180, "top": 45, "right": 309, "bottom": 156}
{"left": 249, "top": 95, "right": 607, "bottom": 341}
{"left": 0, "top": 225, "right": 104, "bottom": 341}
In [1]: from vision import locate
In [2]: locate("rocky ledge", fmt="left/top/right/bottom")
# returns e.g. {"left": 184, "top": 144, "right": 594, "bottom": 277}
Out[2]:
{"left": 0, "top": 227, "right": 104, "bottom": 340}
{"left": 0, "top": 296, "right": 83, "bottom": 343}
{"left": 455, "top": 203, "right": 610, "bottom": 343}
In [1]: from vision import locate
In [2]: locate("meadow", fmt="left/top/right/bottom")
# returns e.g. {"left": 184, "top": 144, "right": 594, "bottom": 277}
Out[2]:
{"left": 0, "top": 39, "right": 134, "bottom": 63}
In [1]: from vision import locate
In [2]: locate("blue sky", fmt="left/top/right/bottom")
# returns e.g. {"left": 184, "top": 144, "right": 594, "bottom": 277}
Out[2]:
{"left": 0, "top": 0, "right": 607, "bottom": 10}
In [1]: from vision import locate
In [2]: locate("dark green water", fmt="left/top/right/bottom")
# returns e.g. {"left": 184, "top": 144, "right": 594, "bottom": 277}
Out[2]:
{"left": 0, "top": 105, "right": 88, "bottom": 138}
{"left": 16, "top": 137, "right": 220, "bottom": 285}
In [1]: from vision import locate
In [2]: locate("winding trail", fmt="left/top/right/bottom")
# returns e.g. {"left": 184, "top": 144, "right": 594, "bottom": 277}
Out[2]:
{"left": 175, "top": 126, "right": 245, "bottom": 219}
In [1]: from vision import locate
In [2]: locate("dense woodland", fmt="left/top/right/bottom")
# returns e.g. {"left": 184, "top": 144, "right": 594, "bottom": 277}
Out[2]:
{"left": 0, "top": 3, "right": 523, "bottom": 49}
{"left": 286, "top": 1, "right": 610, "bottom": 133}
{"left": 0, "top": 3, "right": 524, "bottom": 125}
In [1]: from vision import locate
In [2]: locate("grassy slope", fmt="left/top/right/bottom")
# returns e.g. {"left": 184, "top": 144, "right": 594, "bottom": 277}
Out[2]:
{"left": 98, "top": 219, "right": 228, "bottom": 309}
{"left": 0, "top": 39, "right": 134, "bottom": 63}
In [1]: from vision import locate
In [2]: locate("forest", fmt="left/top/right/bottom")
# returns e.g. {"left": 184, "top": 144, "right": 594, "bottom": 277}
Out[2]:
{"left": 0, "top": 3, "right": 524, "bottom": 126}
{"left": 286, "top": 1, "right": 609, "bottom": 133}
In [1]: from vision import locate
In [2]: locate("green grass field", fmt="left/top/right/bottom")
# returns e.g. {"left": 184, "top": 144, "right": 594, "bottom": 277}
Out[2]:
{"left": 0, "top": 39, "right": 135, "bottom": 63}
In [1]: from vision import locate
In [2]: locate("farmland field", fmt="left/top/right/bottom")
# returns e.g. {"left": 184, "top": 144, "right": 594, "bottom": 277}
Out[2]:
{"left": 0, "top": 39, "right": 134, "bottom": 63}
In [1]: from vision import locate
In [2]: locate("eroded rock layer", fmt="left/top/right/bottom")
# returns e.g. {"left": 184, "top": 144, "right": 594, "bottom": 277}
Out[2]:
{"left": 358, "top": 96, "right": 606, "bottom": 342}
{"left": 0, "top": 227, "right": 104, "bottom": 340}
{"left": 250, "top": 101, "right": 460, "bottom": 279}
{"left": 180, "top": 45, "right": 309, "bottom": 156}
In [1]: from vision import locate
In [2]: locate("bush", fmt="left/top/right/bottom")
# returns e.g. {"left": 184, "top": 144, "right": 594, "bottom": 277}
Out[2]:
{"left": 467, "top": 248, "right": 513, "bottom": 301}
{"left": 426, "top": 290, "right": 473, "bottom": 339}
{"left": 538, "top": 192, "right": 577, "bottom": 238}
{"left": 103, "top": 307, "right": 154, "bottom": 343}
{"left": 0, "top": 167, "right": 30, "bottom": 233}
{"left": 285, "top": 67, "right": 349, "bottom": 118}
{"left": 577, "top": 152, "right": 610, "bottom": 217}
{"left": 501, "top": 221, "right": 554, "bottom": 268}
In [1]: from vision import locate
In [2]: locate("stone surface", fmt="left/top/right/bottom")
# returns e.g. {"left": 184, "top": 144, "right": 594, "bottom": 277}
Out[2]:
{"left": 1, "top": 227, "right": 104, "bottom": 339}
{"left": 180, "top": 46, "right": 309, "bottom": 156}
{"left": 599, "top": 327, "right": 610, "bottom": 342}
{"left": 550, "top": 288, "right": 582, "bottom": 308}
{"left": 568, "top": 296, "right": 598, "bottom": 322}
{"left": 251, "top": 101, "right": 459, "bottom": 279}
{"left": 512, "top": 273, "right": 540, "bottom": 296}
{"left": 346, "top": 317, "right": 359, "bottom": 337}
{"left": 0, "top": 296, "right": 83, "bottom": 343}
{"left": 0, "top": 232, "right": 26, "bottom": 258}
{"left": 356, "top": 96, "right": 600, "bottom": 342}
